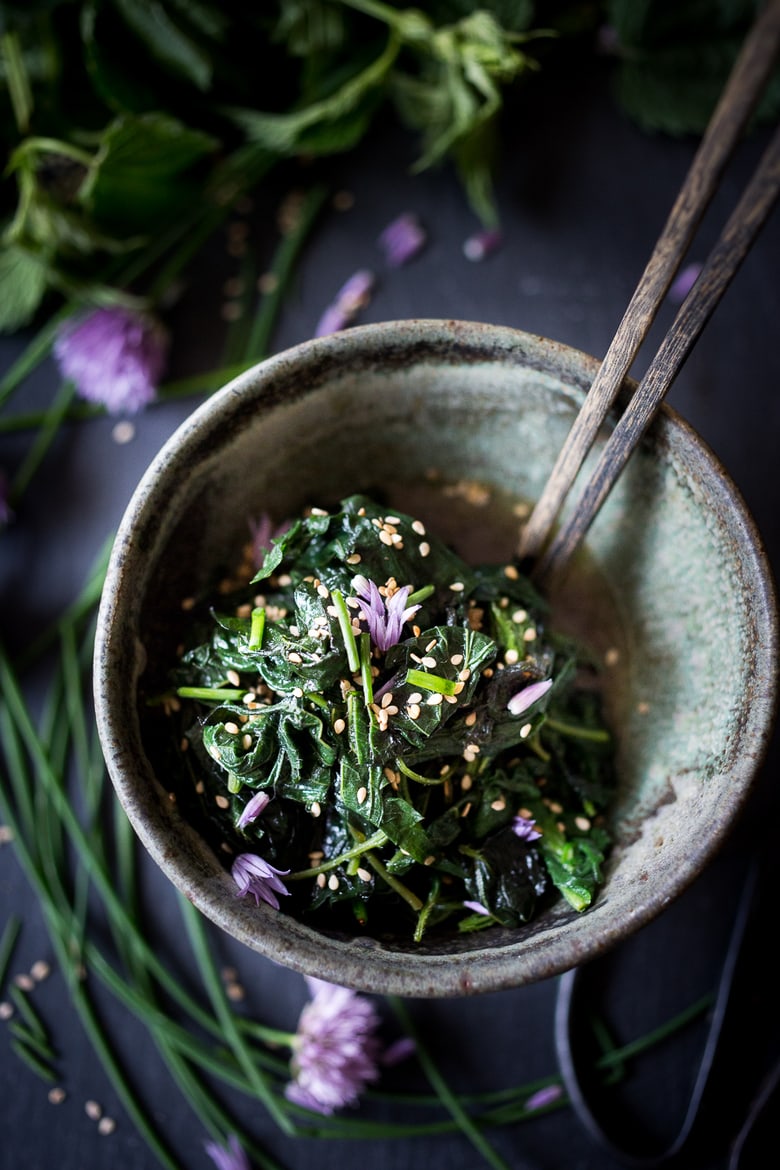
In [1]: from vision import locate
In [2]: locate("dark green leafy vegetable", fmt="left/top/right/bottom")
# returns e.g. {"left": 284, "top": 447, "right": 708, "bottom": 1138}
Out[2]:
{"left": 167, "top": 493, "right": 616, "bottom": 940}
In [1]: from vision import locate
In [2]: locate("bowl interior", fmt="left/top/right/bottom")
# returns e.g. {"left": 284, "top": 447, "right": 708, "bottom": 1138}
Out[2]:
{"left": 94, "top": 320, "right": 777, "bottom": 996}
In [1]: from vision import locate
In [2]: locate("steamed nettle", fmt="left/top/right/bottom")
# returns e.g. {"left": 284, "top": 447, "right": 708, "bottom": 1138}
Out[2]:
{"left": 168, "top": 495, "right": 615, "bottom": 941}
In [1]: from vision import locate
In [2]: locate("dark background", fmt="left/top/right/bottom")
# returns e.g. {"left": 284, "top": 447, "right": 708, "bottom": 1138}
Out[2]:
{"left": 1, "top": 57, "right": 779, "bottom": 1170}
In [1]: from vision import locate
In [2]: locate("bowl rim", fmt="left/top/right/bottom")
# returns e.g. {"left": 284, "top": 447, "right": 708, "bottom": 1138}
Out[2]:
{"left": 93, "top": 318, "right": 779, "bottom": 996}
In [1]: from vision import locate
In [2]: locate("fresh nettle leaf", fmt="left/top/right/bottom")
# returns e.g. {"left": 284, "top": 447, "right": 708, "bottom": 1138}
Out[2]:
{"left": 169, "top": 493, "right": 617, "bottom": 941}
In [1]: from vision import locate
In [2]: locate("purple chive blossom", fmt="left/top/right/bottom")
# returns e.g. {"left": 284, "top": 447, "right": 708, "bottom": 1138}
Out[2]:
{"left": 248, "top": 513, "right": 291, "bottom": 569}
{"left": 512, "top": 814, "right": 542, "bottom": 842}
{"left": 669, "top": 262, "right": 703, "bottom": 305}
{"left": 204, "top": 1135, "right": 251, "bottom": 1170}
{"left": 284, "top": 977, "right": 383, "bottom": 1114}
{"left": 53, "top": 306, "right": 169, "bottom": 414}
{"left": 351, "top": 575, "right": 421, "bottom": 652}
{"left": 462, "top": 229, "right": 503, "bottom": 262}
{"left": 525, "top": 1084, "right": 564, "bottom": 1111}
{"left": 377, "top": 212, "right": 427, "bottom": 267}
{"left": 507, "top": 677, "right": 553, "bottom": 716}
{"left": 231, "top": 852, "right": 290, "bottom": 910}
{"left": 463, "top": 900, "right": 492, "bottom": 916}
{"left": 380, "top": 1036, "right": 416, "bottom": 1066}
{"left": 236, "top": 790, "right": 271, "bottom": 830}
{"left": 315, "top": 269, "right": 375, "bottom": 336}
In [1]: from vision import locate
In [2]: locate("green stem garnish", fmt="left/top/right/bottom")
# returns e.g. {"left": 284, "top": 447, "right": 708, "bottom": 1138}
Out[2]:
{"left": 406, "top": 668, "right": 458, "bottom": 696}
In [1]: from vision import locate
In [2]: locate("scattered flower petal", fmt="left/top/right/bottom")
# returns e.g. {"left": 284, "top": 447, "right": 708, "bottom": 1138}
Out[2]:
{"left": 248, "top": 513, "right": 291, "bottom": 568}
{"left": 525, "top": 1083, "right": 564, "bottom": 1111}
{"left": 511, "top": 814, "right": 542, "bottom": 842}
{"left": 377, "top": 212, "right": 426, "bottom": 267}
{"left": 231, "top": 852, "right": 290, "bottom": 909}
{"left": 380, "top": 1036, "right": 416, "bottom": 1066}
{"left": 351, "top": 575, "right": 421, "bottom": 652}
{"left": 507, "top": 677, "right": 552, "bottom": 716}
{"left": 315, "top": 270, "right": 375, "bottom": 336}
{"left": 53, "top": 306, "right": 168, "bottom": 414}
{"left": 463, "top": 899, "right": 491, "bottom": 916}
{"left": 462, "top": 229, "right": 503, "bottom": 262}
{"left": 236, "top": 790, "right": 271, "bottom": 830}
{"left": 204, "top": 1134, "right": 251, "bottom": 1170}
{"left": 669, "top": 262, "right": 702, "bottom": 304}
{"left": 285, "top": 978, "right": 383, "bottom": 1114}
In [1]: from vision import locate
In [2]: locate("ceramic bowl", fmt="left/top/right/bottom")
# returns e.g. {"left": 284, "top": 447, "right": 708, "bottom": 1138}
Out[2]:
{"left": 93, "top": 320, "right": 778, "bottom": 997}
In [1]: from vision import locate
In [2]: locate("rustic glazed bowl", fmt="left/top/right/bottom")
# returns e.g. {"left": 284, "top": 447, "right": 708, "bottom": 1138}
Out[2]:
{"left": 94, "top": 320, "right": 777, "bottom": 997}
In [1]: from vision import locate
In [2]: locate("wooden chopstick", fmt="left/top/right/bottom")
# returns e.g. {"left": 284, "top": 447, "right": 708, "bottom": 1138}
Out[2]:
{"left": 518, "top": 0, "right": 780, "bottom": 584}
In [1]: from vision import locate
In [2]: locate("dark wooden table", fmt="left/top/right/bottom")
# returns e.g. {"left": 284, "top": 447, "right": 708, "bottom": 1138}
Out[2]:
{"left": 2, "top": 61, "right": 779, "bottom": 1170}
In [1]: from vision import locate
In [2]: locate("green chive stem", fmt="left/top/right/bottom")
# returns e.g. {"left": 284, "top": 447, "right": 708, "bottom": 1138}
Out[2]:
{"left": 331, "top": 590, "right": 361, "bottom": 672}
{"left": 406, "top": 668, "right": 458, "bottom": 696}
{"left": 175, "top": 686, "right": 245, "bottom": 702}
{"left": 360, "top": 632, "right": 374, "bottom": 706}
{"left": 396, "top": 757, "right": 448, "bottom": 786}
{"left": 544, "top": 717, "right": 610, "bottom": 743}
{"left": 407, "top": 583, "right": 435, "bottom": 605}
{"left": 364, "top": 852, "right": 423, "bottom": 912}
{"left": 288, "top": 829, "right": 388, "bottom": 880}
{"left": 249, "top": 606, "right": 266, "bottom": 649}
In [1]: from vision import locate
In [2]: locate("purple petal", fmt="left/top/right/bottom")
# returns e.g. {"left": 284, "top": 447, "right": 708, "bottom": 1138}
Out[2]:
{"left": 507, "top": 678, "right": 552, "bottom": 716}
{"left": 204, "top": 1134, "right": 251, "bottom": 1170}
{"left": 463, "top": 900, "right": 491, "bottom": 916}
{"left": 315, "top": 270, "right": 375, "bottom": 336}
{"left": 462, "top": 229, "right": 503, "bottom": 262}
{"left": 237, "top": 790, "right": 271, "bottom": 829}
{"left": 381, "top": 1036, "right": 416, "bottom": 1066}
{"left": 54, "top": 306, "right": 168, "bottom": 415}
{"left": 669, "top": 262, "right": 702, "bottom": 305}
{"left": 525, "top": 1083, "right": 564, "bottom": 1111}
{"left": 511, "top": 815, "right": 542, "bottom": 842}
{"left": 377, "top": 213, "right": 426, "bottom": 267}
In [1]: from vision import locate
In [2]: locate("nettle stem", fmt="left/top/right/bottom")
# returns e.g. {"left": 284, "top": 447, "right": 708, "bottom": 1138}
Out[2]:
{"left": 287, "top": 830, "right": 388, "bottom": 880}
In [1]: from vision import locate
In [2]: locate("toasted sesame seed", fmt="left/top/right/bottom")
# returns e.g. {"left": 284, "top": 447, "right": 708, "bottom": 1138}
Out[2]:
{"left": 459, "top": 667, "right": 471, "bottom": 680}
{"left": 224, "top": 722, "right": 239, "bottom": 735}
{"left": 30, "top": 960, "right": 51, "bottom": 982}
{"left": 412, "top": 519, "right": 426, "bottom": 535}
{"left": 346, "top": 553, "right": 362, "bottom": 564}
{"left": 328, "top": 874, "right": 340, "bottom": 890}
{"left": 407, "top": 704, "right": 421, "bottom": 720}
{"left": 491, "top": 797, "right": 506, "bottom": 811}
{"left": 316, "top": 873, "right": 327, "bottom": 888}
{"left": 426, "top": 693, "right": 442, "bottom": 705}
{"left": 311, "top": 802, "right": 322, "bottom": 817}
{"left": 460, "top": 802, "right": 472, "bottom": 817}
{"left": 504, "top": 565, "right": 519, "bottom": 580}
{"left": 575, "top": 816, "right": 592, "bottom": 831}
{"left": 419, "top": 542, "right": 431, "bottom": 557}
{"left": 512, "top": 609, "right": 528, "bottom": 623}
{"left": 357, "top": 867, "right": 372, "bottom": 882}
{"left": 48, "top": 1087, "right": 66, "bottom": 1105}
{"left": 181, "top": 596, "right": 196, "bottom": 611}
{"left": 381, "top": 692, "right": 394, "bottom": 708}
{"left": 461, "top": 775, "right": 473, "bottom": 791}
{"left": 637, "top": 700, "right": 651, "bottom": 715}
{"left": 423, "top": 855, "right": 436, "bottom": 866}
{"left": 85, "top": 1101, "right": 102, "bottom": 1121}
{"left": 408, "top": 692, "right": 422, "bottom": 703}
{"left": 215, "top": 795, "right": 230, "bottom": 810}
{"left": 449, "top": 581, "right": 464, "bottom": 592}
{"left": 379, "top": 530, "right": 393, "bottom": 545}
{"left": 0, "top": 825, "right": 13, "bottom": 844}
{"left": 293, "top": 687, "right": 304, "bottom": 698}
{"left": 334, "top": 718, "right": 346, "bottom": 734}
{"left": 225, "top": 982, "right": 245, "bottom": 1002}
{"left": 421, "top": 655, "right": 437, "bottom": 668}
{"left": 450, "top": 653, "right": 464, "bottom": 665}
{"left": 519, "top": 723, "right": 532, "bottom": 739}
{"left": 425, "top": 639, "right": 437, "bottom": 653}
{"left": 357, "top": 786, "right": 368, "bottom": 804}
{"left": 226, "top": 669, "right": 241, "bottom": 686}
{"left": 288, "top": 652, "right": 302, "bottom": 664}
{"left": 242, "top": 734, "right": 252, "bottom": 749}
{"left": 0, "top": 1002, "right": 12, "bottom": 1020}
{"left": 14, "top": 973, "right": 34, "bottom": 992}
{"left": 505, "top": 649, "right": 519, "bottom": 665}
{"left": 523, "top": 628, "right": 537, "bottom": 642}
{"left": 464, "top": 711, "right": 477, "bottom": 726}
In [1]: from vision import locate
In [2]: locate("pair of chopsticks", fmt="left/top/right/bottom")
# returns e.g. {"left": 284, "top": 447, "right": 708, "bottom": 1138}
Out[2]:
{"left": 519, "top": 0, "right": 780, "bottom": 588}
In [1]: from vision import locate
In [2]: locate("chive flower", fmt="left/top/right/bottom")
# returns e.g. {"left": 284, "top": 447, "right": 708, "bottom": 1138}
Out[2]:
{"left": 507, "top": 677, "right": 552, "bottom": 716}
{"left": 53, "top": 305, "right": 169, "bottom": 414}
{"left": 204, "top": 1134, "right": 250, "bottom": 1170}
{"left": 377, "top": 212, "right": 426, "bottom": 267}
{"left": 285, "top": 977, "right": 383, "bottom": 1114}
{"left": 231, "top": 853, "right": 290, "bottom": 909}
{"left": 463, "top": 899, "right": 491, "bottom": 916}
{"left": 669, "top": 261, "right": 702, "bottom": 304}
{"left": 236, "top": 790, "right": 270, "bottom": 830}
{"left": 511, "top": 814, "right": 542, "bottom": 842}
{"left": 0, "top": 471, "right": 12, "bottom": 529}
{"left": 525, "top": 1084, "right": 564, "bottom": 1111}
{"left": 248, "top": 513, "right": 290, "bottom": 569}
{"left": 314, "top": 269, "right": 375, "bottom": 336}
{"left": 351, "top": 575, "right": 421, "bottom": 652}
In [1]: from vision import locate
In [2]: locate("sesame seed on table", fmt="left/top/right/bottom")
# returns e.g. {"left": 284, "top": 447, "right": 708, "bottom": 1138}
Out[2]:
{"left": 1, "top": 42, "right": 780, "bottom": 1170}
